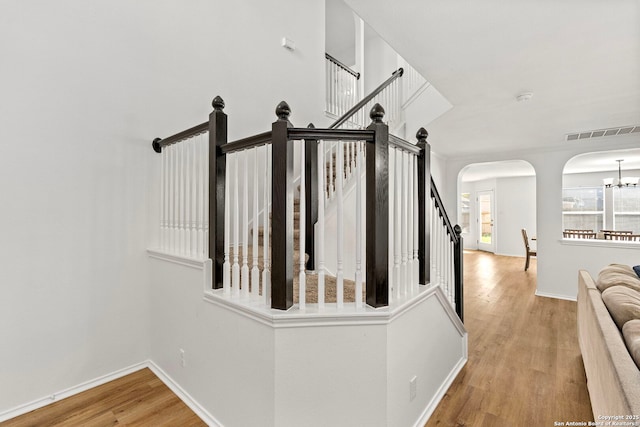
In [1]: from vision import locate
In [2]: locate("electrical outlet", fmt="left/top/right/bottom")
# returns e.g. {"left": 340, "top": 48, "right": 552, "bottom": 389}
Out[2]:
{"left": 409, "top": 376, "right": 417, "bottom": 401}
{"left": 179, "top": 348, "right": 186, "bottom": 367}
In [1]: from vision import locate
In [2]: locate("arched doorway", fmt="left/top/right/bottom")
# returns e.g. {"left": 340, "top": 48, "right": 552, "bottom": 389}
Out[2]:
{"left": 458, "top": 160, "right": 536, "bottom": 259}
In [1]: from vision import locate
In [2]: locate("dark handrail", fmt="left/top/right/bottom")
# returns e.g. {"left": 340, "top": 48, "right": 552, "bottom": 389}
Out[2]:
{"left": 389, "top": 134, "right": 421, "bottom": 155}
{"left": 221, "top": 131, "right": 272, "bottom": 154}
{"left": 430, "top": 176, "right": 459, "bottom": 244}
{"left": 153, "top": 121, "right": 208, "bottom": 153}
{"left": 288, "top": 128, "right": 374, "bottom": 142}
{"left": 329, "top": 67, "right": 404, "bottom": 130}
{"left": 325, "top": 53, "right": 360, "bottom": 79}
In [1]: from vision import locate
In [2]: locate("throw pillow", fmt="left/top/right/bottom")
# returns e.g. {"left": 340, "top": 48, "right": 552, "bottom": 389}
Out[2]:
{"left": 622, "top": 319, "right": 640, "bottom": 370}
{"left": 634, "top": 265, "right": 640, "bottom": 279}
{"left": 601, "top": 286, "right": 640, "bottom": 330}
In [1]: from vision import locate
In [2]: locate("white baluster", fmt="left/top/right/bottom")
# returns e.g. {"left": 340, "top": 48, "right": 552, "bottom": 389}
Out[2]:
{"left": 393, "top": 147, "right": 401, "bottom": 301}
{"left": 223, "top": 143, "right": 230, "bottom": 295}
{"left": 388, "top": 146, "right": 395, "bottom": 304}
{"left": 184, "top": 138, "right": 191, "bottom": 256}
{"left": 263, "top": 144, "right": 271, "bottom": 304}
{"left": 299, "top": 141, "right": 306, "bottom": 310}
{"left": 203, "top": 136, "right": 209, "bottom": 259}
{"left": 159, "top": 145, "right": 165, "bottom": 250}
{"left": 171, "top": 143, "right": 178, "bottom": 253}
{"left": 317, "top": 140, "right": 326, "bottom": 308}
{"left": 251, "top": 147, "right": 260, "bottom": 298}
{"left": 328, "top": 142, "right": 334, "bottom": 199}
{"left": 401, "top": 150, "right": 408, "bottom": 297}
{"left": 355, "top": 141, "right": 363, "bottom": 308}
{"left": 196, "top": 135, "right": 202, "bottom": 258}
{"left": 172, "top": 143, "right": 178, "bottom": 253}
{"left": 325, "top": 59, "right": 330, "bottom": 113}
{"left": 449, "top": 238, "right": 454, "bottom": 305}
{"left": 179, "top": 142, "right": 186, "bottom": 254}
{"left": 190, "top": 138, "right": 198, "bottom": 257}
{"left": 232, "top": 153, "right": 240, "bottom": 296}
{"left": 406, "top": 153, "right": 414, "bottom": 292}
{"left": 412, "top": 155, "right": 419, "bottom": 292}
{"left": 336, "top": 142, "right": 344, "bottom": 308}
{"left": 241, "top": 150, "right": 249, "bottom": 297}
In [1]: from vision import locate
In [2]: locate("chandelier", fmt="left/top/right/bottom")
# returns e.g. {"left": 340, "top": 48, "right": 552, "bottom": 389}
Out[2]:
{"left": 603, "top": 160, "right": 639, "bottom": 188}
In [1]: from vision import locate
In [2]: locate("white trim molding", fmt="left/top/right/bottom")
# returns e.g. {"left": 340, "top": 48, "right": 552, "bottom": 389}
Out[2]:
{"left": 0, "top": 361, "right": 221, "bottom": 426}
{"left": 147, "top": 361, "right": 221, "bottom": 427}
{"left": 535, "top": 290, "right": 577, "bottom": 302}
{"left": 0, "top": 362, "right": 148, "bottom": 423}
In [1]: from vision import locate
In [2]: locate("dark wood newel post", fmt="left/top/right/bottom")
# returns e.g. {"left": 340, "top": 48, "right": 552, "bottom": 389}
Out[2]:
{"left": 271, "top": 101, "right": 294, "bottom": 310}
{"left": 416, "top": 127, "right": 431, "bottom": 285}
{"left": 453, "top": 224, "right": 464, "bottom": 322}
{"left": 209, "top": 96, "right": 227, "bottom": 289}
{"left": 365, "top": 103, "right": 389, "bottom": 308}
{"left": 304, "top": 123, "right": 318, "bottom": 271}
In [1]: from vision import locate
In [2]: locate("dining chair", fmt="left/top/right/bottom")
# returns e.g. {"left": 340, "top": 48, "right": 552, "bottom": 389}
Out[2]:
{"left": 521, "top": 228, "right": 537, "bottom": 271}
{"left": 602, "top": 230, "right": 633, "bottom": 240}
{"left": 563, "top": 230, "right": 597, "bottom": 239}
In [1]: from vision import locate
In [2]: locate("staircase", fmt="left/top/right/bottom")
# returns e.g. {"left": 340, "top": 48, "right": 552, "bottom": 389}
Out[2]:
{"left": 240, "top": 192, "right": 361, "bottom": 305}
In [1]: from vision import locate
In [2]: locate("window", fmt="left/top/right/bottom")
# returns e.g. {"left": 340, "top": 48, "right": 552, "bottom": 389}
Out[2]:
{"left": 562, "top": 187, "right": 604, "bottom": 231}
{"left": 460, "top": 193, "right": 470, "bottom": 233}
{"left": 613, "top": 186, "right": 640, "bottom": 233}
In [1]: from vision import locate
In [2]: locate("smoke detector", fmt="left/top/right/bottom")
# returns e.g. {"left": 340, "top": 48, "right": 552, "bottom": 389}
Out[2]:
{"left": 516, "top": 92, "right": 533, "bottom": 102}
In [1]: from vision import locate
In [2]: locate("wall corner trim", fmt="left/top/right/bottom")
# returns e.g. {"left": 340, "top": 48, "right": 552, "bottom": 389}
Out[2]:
{"left": 534, "top": 290, "right": 577, "bottom": 302}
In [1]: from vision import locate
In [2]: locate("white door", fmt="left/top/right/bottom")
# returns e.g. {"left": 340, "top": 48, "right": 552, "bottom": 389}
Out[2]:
{"left": 477, "top": 190, "right": 495, "bottom": 252}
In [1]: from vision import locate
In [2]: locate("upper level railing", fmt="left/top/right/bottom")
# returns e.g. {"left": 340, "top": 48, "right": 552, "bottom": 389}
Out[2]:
{"left": 152, "top": 96, "right": 463, "bottom": 319}
{"left": 329, "top": 66, "right": 404, "bottom": 131}
{"left": 325, "top": 53, "right": 360, "bottom": 122}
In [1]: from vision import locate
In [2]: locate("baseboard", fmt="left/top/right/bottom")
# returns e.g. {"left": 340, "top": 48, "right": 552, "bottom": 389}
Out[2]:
{"left": 535, "top": 290, "right": 577, "bottom": 301}
{"left": 146, "top": 360, "right": 222, "bottom": 427}
{"left": 413, "top": 354, "right": 467, "bottom": 427}
{"left": 0, "top": 361, "right": 148, "bottom": 423}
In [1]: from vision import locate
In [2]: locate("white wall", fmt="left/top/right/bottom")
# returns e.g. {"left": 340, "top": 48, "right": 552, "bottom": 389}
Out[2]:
{"left": 0, "top": 0, "right": 326, "bottom": 417}
{"left": 150, "top": 255, "right": 466, "bottom": 426}
{"left": 0, "top": 1, "right": 154, "bottom": 413}
{"left": 461, "top": 175, "right": 536, "bottom": 256}
{"left": 495, "top": 176, "right": 537, "bottom": 256}
{"left": 446, "top": 133, "right": 640, "bottom": 300}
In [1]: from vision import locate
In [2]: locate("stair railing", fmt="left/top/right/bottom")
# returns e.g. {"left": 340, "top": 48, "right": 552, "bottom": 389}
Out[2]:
{"left": 329, "top": 67, "right": 403, "bottom": 130}
{"left": 151, "top": 96, "right": 463, "bottom": 321}
{"left": 430, "top": 176, "right": 464, "bottom": 321}
{"left": 325, "top": 53, "right": 360, "bottom": 120}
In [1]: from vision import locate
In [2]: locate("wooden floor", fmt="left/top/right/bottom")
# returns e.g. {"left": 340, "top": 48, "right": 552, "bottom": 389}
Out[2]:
{"left": 4, "top": 251, "right": 593, "bottom": 426}
{"left": 425, "top": 250, "right": 593, "bottom": 426}
{"left": 2, "top": 368, "right": 205, "bottom": 427}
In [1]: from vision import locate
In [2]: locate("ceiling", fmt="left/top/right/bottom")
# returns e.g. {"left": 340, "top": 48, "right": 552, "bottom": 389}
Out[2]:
{"left": 343, "top": 0, "right": 640, "bottom": 160}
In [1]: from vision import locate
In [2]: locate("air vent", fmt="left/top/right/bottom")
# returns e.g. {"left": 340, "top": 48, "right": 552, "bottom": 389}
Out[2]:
{"left": 566, "top": 125, "right": 640, "bottom": 141}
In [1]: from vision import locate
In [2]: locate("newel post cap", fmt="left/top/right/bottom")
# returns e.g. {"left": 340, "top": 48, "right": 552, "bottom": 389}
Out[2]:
{"left": 369, "top": 103, "right": 385, "bottom": 123}
{"left": 416, "top": 127, "right": 429, "bottom": 142}
{"left": 454, "top": 224, "right": 462, "bottom": 236}
{"left": 276, "top": 101, "right": 291, "bottom": 121}
{"left": 212, "top": 96, "right": 225, "bottom": 111}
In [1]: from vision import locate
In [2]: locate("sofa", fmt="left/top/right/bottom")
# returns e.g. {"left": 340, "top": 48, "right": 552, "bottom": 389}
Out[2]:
{"left": 578, "top": 265, "right": 640, "bottom": 420}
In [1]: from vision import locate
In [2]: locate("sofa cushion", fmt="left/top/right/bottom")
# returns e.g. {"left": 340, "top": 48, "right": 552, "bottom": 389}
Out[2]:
{"left": 605, "top": 264, "right": 638, "bottom": 277}
{"left": 596, "top": 265, "right": 640, "bottom": 293}
{"left": 622, "top": 319, "right": 640, "bottom": 370}
{"left": 602, "top": 286, "right": 640, "bottom": 330}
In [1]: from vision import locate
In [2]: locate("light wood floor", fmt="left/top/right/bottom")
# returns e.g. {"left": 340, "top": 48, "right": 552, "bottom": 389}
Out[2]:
{"left": 2, "top": 368, "right": 205, "bottom": 427}
{"left": 4, "top": 251, "right": 593, "bottom": 426}
{"left": 425, "top": 250, "right": 593, "bottom": 426}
